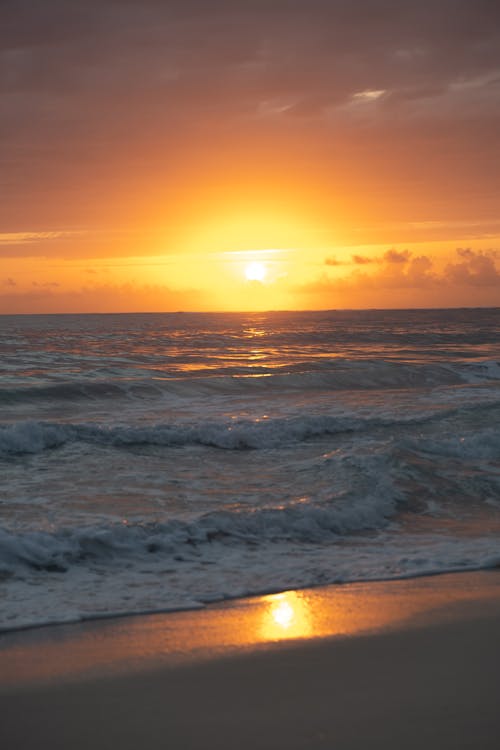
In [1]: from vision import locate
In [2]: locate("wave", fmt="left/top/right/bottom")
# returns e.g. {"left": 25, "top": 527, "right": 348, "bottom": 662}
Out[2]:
{"left": 2, "top": 358, "right": 500, "bottom": 405}
{"left": 0, "top": 401, "right": 483, "bottom": 456}
{"left": 0, "top": 380, "right": 164, "bottom": 403}
{"left": 408, "top": 427, "right": 500, "bottom": 462}
{"left": 0, "top": 477, "right": 398, "bottom": 575}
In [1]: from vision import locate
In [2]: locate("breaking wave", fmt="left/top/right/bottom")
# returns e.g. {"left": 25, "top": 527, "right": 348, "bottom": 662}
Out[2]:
{"left": 0, "top": 478, "right": 398, "bottom": 575}
{"left": 0, "top": 405, "right": 486, "bottom": 457}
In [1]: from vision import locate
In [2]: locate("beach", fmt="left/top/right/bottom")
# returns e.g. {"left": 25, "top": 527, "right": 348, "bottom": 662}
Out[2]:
{"left": 2, "top": 311, "right": 500, "bottom": 748}
{"left": 2, "top": 570, "right": 500, "bottom": 749}
{"left": 3, "top": 0, "right": 500, "bottom": 743}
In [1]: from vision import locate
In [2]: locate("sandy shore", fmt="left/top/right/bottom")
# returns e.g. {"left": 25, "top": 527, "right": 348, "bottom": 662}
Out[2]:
{"left": 2, "top": 571, "right": 500, "bottom": 749}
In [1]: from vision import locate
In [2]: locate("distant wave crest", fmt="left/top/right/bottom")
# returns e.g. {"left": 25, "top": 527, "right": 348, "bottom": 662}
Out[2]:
{"left": 2, "top": 359, "right": 500, "bottom": 406}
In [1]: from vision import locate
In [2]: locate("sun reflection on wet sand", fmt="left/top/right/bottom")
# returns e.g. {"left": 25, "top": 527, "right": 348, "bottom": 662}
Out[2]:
{"left": 259, "top": 592, "right": 313, "bottom": 641}
{"left": 2, "top": 572, "right": 500, "bottom": 687}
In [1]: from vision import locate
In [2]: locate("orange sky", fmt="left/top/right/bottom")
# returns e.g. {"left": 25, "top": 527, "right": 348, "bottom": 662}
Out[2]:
{"left": 1, "top": 1, "right": 500, "bottom": 313}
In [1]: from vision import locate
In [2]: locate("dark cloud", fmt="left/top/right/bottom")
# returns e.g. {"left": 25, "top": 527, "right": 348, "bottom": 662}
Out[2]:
{"left": 384, "top": 249, "right": 411, "bottom": 263}
{"left": 352, "top": 254, "right": 374, "bottom": 265}
{"left": 4, "top": 1, "right": 499, "bottom": 99}
{"left": 1, "top": 1, "right": 499, "bottom": 238}
{"left": 347, "top": 249, "right": 412, "bottom": 265}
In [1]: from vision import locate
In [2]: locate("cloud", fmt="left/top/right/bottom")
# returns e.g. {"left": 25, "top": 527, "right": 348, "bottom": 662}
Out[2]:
{"left": 325, "top": 251, "right": 410, "bottom": 267}
{"left": 3, "top": 2, "right": 500, "bottom": 126}
{"left": 352, "top": 253, "right": 436, "bottom": 290}
{"left": 352, "top": 254, "right": 374, "bottom": 265}
{"left": 307, "top": 250, "right": 437, "bottom": 296}
{"left": 0, "top": 231, "right": 83, "bottom": 246}
{"left": 383, "top": 249, "right": 411, "bottom": 264}
{"left": 303, "top": 248, "right": 500, "bottom": 308}
{"left": 444, "top": 248, "right": 500, "bottom": 286}
{"left": 337, "top": 249, "right": 413, "bottom": 266}
{"left": 1, "top": 1, "right": 499, "bottom": 253}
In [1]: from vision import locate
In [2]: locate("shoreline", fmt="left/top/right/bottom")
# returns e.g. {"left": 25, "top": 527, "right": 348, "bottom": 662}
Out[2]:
{"left": 1, "top": 563, "right": 497, "bottom": 639}
{"left": 2, "top": 570, "right": 500, "bottom": 748}
{"left": 2, "top": 568, "right": 500, "bottom": 688}
{"left": 0, "top": 571, "right": 500, "bottom": 750}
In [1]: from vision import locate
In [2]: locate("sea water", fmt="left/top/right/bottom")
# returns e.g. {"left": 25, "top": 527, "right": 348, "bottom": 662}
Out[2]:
{"left": 1, "top": 309, "right": 500, "bottom": 631}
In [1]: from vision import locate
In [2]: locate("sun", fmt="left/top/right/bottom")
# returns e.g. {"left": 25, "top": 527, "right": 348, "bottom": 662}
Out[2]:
{"left": 245, "top": 261, "right": 267, "bottom": 282}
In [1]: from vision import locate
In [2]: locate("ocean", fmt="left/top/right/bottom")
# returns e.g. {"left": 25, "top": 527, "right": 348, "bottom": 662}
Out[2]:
{"left": 1, "top": 308, "right": 500, "bottom": 631}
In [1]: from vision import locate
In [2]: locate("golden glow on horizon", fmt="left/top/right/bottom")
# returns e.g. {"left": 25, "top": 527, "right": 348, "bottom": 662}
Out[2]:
{"left": 179, "top": 203, "right": 328, "bottom": 256}
{"left": 3, "top": 232, "right": 500, "bottom": 313}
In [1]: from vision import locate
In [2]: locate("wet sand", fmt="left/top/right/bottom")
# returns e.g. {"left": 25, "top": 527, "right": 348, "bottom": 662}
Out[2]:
{"left": 1, "top": 571, "right": 500, "bottom": 749}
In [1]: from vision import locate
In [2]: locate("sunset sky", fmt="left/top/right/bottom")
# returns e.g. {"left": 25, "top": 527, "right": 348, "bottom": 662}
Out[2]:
{"left": 1, "top": 0, "right": 500, "bottom": 312}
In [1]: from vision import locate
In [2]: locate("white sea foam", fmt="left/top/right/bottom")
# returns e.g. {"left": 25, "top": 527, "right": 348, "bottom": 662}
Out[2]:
{"left": 1, "top": 531, "right": 499, "bottom": 632}
{"left": 0, "top": 469, "right": 399, "bottom": 575}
